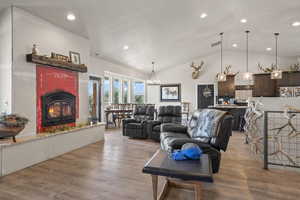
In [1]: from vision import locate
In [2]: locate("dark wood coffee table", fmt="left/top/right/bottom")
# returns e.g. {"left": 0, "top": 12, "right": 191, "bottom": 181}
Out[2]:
{"left": 143, "top": 149, "right": 213, "bottom": 200}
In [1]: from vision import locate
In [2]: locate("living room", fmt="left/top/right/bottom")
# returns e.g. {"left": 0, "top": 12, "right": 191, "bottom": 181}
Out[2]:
{"left": 0, "top": 1, "right": 300, "bottom": 200}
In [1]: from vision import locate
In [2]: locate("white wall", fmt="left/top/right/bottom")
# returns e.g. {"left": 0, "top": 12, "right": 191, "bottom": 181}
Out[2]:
{"left": 148, "top": 51, "right": 297, "bottom": 111}
{"left": 0, "top": 8, "right": 12, "bottom": 114}
{"left": 11, "top": 7, "right": 147, "bottom": 137}
{"left": 89, "top": 56, "right": 147, "bottom": 79}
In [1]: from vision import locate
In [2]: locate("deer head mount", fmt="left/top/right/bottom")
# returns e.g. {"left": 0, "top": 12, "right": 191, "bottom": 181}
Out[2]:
{"left": 190, "top": 61, "right": 204, "bottom": 79}
{"left": 257, "top": 63, "right": 277, "bottom": 73}
{"left": 215, "top": 65, "right": 239, "bottom": 79}
{"left": 290, "top": 63, "right": 300, "bottom": 72}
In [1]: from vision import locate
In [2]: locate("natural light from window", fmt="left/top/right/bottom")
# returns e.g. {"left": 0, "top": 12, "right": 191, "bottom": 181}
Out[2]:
{"left": 113, "top": 79, "right": 121, "bottom": 104}
{"left": 133, "top": 81, "right": 145, "bottom": 104}
{"left": 103, "top": 77, "right": 110, "bottom": 103}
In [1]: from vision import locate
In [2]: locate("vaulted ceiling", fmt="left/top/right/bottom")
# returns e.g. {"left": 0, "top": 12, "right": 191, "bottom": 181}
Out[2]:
{"left": 1, "top": 0, "right": 300, "bottom": 72}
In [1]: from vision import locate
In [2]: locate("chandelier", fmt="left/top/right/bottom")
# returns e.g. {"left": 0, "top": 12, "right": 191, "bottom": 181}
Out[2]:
{"left": 147, "top": 61, "right": 161, "bottom": 85}
{"left": 271, "top": 33, "right": 282, "bottom": 79}
{"left": 217, "top": 32, "right": 227, "bottom": 82}
{"left": 242, "top": 30, "right": 253, "bottom": 81}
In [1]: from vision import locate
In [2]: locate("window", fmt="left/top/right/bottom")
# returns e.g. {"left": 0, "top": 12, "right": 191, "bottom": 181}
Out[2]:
{"left": 113, "top": 79, "right": 121, "bottom": 104}
{"left": 103, "top": 77, "right": 110, "bottom": 103}
{"left": 122, "top": 80, "right": 129, "bottom": 103}
{"left": 133, "top": 81, "right": 145, "bottom": 104}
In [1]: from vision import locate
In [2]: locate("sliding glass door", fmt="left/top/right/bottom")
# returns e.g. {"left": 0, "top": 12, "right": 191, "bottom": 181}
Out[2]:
{"left": 88, "top": 77, "right": 102, "bottom": 123}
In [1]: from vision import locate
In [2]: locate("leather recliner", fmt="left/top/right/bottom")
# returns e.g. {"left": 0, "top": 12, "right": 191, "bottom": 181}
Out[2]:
{"left": 146, "top": 105, "right": 182, "bottom": 141}
{"left": 160, "top": 109, "right": 233, "bottom": 173}
{"left": 122, "top": 105, "right": 155, "bottom": 139}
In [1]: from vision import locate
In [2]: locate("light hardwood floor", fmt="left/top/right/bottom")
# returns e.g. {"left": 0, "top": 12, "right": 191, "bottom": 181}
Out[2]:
{"left": 0, "top": 130, "right": 299, "bottom": 200}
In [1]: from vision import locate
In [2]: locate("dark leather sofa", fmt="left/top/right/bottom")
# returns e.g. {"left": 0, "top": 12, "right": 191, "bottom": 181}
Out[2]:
{"left": 122, "top": 105, "right": 155, "bottom": 139}
{"left": 146, "top": 105, "right": 182, "bottom": 141}
{"left": 160, "top": 109, "right": 233, "bottom": 173}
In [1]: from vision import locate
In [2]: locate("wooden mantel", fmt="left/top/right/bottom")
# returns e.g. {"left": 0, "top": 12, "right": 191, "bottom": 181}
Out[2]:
{"left": 26, "top": 54, "right": 88, "bottom": 73}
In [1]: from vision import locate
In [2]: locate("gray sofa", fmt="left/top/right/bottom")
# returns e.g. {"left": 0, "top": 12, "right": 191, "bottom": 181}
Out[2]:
{"left": 122, "top": 105, "right": 155, "bottom": 139}
{"left": 146, "top": 105, "right": 182, "bottom": 141}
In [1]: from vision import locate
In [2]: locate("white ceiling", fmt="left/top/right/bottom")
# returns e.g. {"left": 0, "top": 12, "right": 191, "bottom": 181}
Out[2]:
{"left": 1, "top": 0, "right": 300, "bottom": 72}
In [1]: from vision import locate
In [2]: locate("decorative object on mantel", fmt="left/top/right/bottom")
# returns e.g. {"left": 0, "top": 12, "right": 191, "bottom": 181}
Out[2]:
{"left": 242, "top": 30, "right": 253, "bottom": 81}
{"left": 0, "top": 114, "right": 28, "bottom": 142}
{"left": 32, "top": 44, "right": 38, "bottom": 55}
{"left": 215, "top": 32, "right": 226, "bottom": 82}
{"left": 51, "top": 52, "right": 70, "bottom": 62}
{"left": 69, "top": 51, "right": 81, "bottom": 64}
{"left": 147, "top": 61, "right": 161, "bottom": 85}
{"left": 270, "top": 33, "right": 282, "bottom": 79}
{"left": 190, "top": 61, "right": 204, "bottom": 79}
{"left": 26, "top": 54, "right": 87, "bottom": 73}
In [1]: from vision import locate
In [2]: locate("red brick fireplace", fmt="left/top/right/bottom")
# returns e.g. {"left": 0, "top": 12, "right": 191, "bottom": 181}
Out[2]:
{"left": 36, "top": 66, "right": 79, "bottom": 133}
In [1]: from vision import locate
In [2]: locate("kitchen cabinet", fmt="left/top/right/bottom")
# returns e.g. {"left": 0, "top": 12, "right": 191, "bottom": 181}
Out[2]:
{"left": 252, "top": 74, "right": 276, "bottom": 97}
{"left": 218, "top": 75, "right": 235, "bottom": 97}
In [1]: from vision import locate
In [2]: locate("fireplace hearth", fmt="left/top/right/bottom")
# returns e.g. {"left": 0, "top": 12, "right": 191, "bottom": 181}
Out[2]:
{"left": 42, "top": 91, "right": 76, "bottom": 127}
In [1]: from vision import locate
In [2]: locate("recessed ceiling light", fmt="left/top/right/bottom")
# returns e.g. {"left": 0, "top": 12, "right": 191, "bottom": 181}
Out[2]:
{"left": 292, "top": 21, "right": 300, "bottom": 27}
{"left": 200, "top": 13, "right": 207, "bottom": 19}
{"left": 232, "top": 43, "right": 238, "bottom": 48}
{"left": 266, "top": 47, "right": 272, "bottom": 51}
{"left": 240, "top": 18, "right": 247, "bottom": 23}
{"left": 123, "top": 45, "right": 129, "bottom": 50}
{"left": 67, "top": 13, "right": 76, "bottom": 21}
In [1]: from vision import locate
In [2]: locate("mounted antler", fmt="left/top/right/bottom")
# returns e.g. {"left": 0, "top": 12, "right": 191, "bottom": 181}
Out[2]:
{"left": 258, "top": 63, "right": 276, "bottom": 73}
{"left": 223, "top": 65, "right": 239, "bottom": 76}
{"left": 290, "top": 63, "right": 300, "bottom": 72}
{"left": 190, "top": 61, "right": 204, "bottom": 79}
{"left": 224, "top": 65, "right": 231, "bottom": 75}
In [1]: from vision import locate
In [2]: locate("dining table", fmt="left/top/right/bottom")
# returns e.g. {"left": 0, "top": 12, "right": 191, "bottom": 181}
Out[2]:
{"left": 104, "top": 109, "right": 133, "bottom": 129}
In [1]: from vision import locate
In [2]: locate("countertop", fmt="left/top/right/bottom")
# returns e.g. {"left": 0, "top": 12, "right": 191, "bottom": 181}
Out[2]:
{"left": 208, "top": 105, "right": 249, "bottom": 109}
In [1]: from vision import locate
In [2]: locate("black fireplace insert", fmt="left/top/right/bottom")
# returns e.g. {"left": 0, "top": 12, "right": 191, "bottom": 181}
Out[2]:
{"left": 42, "top": 91, "right": 76, "bottom": 127}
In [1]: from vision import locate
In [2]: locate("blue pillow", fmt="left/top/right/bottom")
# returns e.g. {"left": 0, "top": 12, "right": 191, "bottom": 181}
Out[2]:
{"left": 171, "top": 143, "right": 203, "bottom": 161}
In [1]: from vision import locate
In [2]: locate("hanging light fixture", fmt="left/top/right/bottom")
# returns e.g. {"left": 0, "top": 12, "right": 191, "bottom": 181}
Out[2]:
{"left": 271, "top": 33, "right": 282, "bottom": 79}
{"left": 243, "top": 30, "right": 253, "bottom": 81}
{"left": 217, "top": 32, "right": 227, "bottom": 82}
{"left": 147, "top": 61, "right": 161, "bottom": 85}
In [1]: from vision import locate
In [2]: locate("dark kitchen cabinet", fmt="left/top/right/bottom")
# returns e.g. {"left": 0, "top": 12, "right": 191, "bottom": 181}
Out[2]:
{"left": 277, "top": 71, "right": 300, "bottom": 87}
{"left": 218, "top": 75, "right": 235, "bottom": 97}
{"left": 253, "top": 74, "right": 276, "bottom": 97}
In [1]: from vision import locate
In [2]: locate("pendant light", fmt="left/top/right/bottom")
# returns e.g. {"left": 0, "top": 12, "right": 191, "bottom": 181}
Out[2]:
{"left": 243, "top": 30, "right": 253, "bottom": 81}
{"left": 271, "top": 33, "right": 282, "bottom": 79}
{"left": 217, "top": 32, "right": 227, "bottom": 82}
{"left": 147, "top": 61, "right": 161, "bottom": 85}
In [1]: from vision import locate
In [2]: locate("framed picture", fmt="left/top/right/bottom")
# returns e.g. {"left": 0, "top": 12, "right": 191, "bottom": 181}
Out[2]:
{"left": 69, "top": 51, "right": 81, "bottom": 64}
{"left": 51, "top": 52, "right": 69, "bottom": 62}
{"left": 294, "top": 87, "right": 300, "bottom": 97}
{"left": 160, "top": 84, "right": 181, "bottom": 102}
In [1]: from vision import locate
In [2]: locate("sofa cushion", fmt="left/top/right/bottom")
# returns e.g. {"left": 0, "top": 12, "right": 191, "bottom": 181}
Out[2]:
{"left": 125, "top": 123, "right": 143, "bottom": 129}
{"left": 153, "top": 124, "right": 161, "bottom": 132}
{"left": 135, "top": 105, "right": 147, "bottom": 115}
{"left": 161, "top": 123, "right": 187, "bottom": 133}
